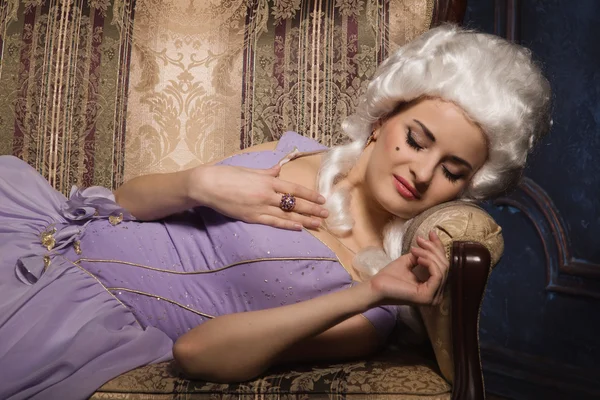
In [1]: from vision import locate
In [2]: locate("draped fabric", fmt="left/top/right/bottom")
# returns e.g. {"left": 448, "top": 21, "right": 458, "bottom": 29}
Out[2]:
{"left": 0, "top": 0, "right": 433, "bottom": 193}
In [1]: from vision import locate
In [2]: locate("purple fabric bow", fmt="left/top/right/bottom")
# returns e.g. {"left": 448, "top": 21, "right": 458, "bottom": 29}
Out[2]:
{"left": 61, "top": 186, "right": 134, "bottom": 221}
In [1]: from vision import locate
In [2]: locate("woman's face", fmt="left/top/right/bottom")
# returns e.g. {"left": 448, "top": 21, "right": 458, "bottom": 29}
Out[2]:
{"left": 365, "top": 98, "right": 488, "bottom": 219}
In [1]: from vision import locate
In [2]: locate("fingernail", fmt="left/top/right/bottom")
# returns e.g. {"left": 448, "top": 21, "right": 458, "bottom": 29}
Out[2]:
{"left": 311, "top": 219, "right": 321, "bottom": 227}
{"left": 320, "top": 209, "right": 329, "bottom": 217}
{"left": 293, "top": 223, "right": 303, "bottom": 230}
{"left": 318, "top": 195, "right": 326, "bottom": 204}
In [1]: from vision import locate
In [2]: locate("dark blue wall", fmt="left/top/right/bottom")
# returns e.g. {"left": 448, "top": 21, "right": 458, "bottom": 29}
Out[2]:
{"left": 464, "top": 1, "right": 600, "bottom": 399}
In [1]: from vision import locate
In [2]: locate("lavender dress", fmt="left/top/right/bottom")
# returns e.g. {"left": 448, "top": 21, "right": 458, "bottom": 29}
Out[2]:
{"left": 0, "top": 132, "right": 397, "bottom": 400}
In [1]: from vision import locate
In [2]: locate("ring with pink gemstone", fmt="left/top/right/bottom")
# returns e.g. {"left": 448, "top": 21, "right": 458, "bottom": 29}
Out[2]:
{"left": 279, "top": 193, "right": 296, "bottom": 212}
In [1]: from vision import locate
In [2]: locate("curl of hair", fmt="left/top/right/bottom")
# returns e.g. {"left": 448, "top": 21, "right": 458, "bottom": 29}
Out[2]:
{"left": 317, "top": 24, "right": 552, "bottom": 277}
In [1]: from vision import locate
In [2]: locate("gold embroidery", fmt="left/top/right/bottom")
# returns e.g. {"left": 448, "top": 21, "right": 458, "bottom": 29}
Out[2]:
{"left": 43, "top": 255, "right": 51, "bottom": 270}
{"left": 41, "top": 227, "right": 57, "bottom": 251}
{"left": 94, "top": 209, "right": 99, "bottom": 217}
{"left": 73, "top": 240, "right": 82, "bottom": 255}
{"left": 106, "top": 287, "right": 215, "bottom": 319}
{"left": 109, "top": 213, "right": 123, "bottom": 226}
{"left": 74, "top": 256, "right": 339, "bottom": 275}
{"left": 57, "top": 256, "right": 142, "bottom": 328}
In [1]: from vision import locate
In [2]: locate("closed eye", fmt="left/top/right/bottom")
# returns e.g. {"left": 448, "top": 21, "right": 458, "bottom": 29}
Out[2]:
{"left": 442, "top": 166, "right": 464, "bottom": 183}
{"left": 405, "top": 128, "right": 424, "bottom": 151}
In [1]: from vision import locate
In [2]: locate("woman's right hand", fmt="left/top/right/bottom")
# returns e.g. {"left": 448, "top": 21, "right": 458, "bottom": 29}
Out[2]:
{"left": 187, "top": 164, "right": 329, "bottom": 231}
{"left": 367, "top": 231, "right": 449, "bottom": 306}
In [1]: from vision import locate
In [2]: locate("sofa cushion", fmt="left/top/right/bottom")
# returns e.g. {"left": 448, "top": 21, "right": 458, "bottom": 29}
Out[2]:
{"left": 92, "top": 346, "right": 451, "bottom": 399}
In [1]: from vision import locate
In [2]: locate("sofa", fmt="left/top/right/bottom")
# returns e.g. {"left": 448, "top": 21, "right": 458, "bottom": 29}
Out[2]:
{"left": 0, "top": 1, "right": 504, "bottom": 399}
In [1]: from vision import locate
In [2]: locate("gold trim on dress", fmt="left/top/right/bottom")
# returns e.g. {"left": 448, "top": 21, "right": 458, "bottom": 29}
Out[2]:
{"left": 358, "top": 313, "right": 379, "bottom": 335}
{"left": 105, "top": 287, "right": 215, "bottom": 319}
{"left": 57, "top": 256, "right": 143, "bottom": 328}
{"left": 301, "top": 228, "right": 354, "bottom": 282}
{"left": 276, "top": 148, "right": 328, "bottom": 167}
{"left": 74, "top": 256, "right": 339, "bottom": 274}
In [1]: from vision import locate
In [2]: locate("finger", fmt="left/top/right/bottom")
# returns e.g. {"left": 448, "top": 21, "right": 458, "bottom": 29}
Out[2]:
{"left": 435, "top": 274, "right": 449, "bottom": 305}
{"left": 395, "top": 252, "right": 418, "bottom": 269}
{"left": 411, "top": 245, "right": 446, "bottom": 273}
{"left": 435, "top": 276, "right": 449, "bottom": 305}
{"left": 274, "top": 180, "right": 327, "bottom": 205}
{"left": 414, "top": 243, "right": 449, "bottom": 302}
{"left": 410, "top": 246, "right": 432, "bottom": 259}
{"left": 416, "top": 254, "right": 443, "bottom": 282}
{"left": 429, "top": 230, "right": 443, "bottom": 246}
{"left": 416, "top": 256, "right": 443, "bottom": 303}
{"left": 416, "top": 235, "right": 447, "bottom": 267}
{"left": 253, "top": 165, "right": 281, "bottom": 176}
{"left": 416, "top": 235, "right": 445, "bottom": 257}
{"left": 429, "top": 230, "right": 447, "bottom": 257}
{"left": 270, "top": 193, "right": 329, "bottom": 219}
{"left": 429, "top": 261, "right": 449, "bottom": 305}
{"left": 258, "top": 214, "right": 303, "bottom": 231}
{"left": 267, "top": 206, "right": 322, "bottom": 228}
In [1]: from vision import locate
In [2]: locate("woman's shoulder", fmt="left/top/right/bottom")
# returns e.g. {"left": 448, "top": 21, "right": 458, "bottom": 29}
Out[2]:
{"left": 276, "top": 131, "right": 329, "bottom": 153}
{"left": 215, "top": 131, "right": 328, "bottom": 169}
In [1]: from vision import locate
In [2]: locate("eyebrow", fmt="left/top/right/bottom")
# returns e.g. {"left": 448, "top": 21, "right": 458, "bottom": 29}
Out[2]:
{"left": 413, "top": 119, "right": 436, "bottom": 143}
{"left": 413, "top": 119, "right": 474, "bottom": 170}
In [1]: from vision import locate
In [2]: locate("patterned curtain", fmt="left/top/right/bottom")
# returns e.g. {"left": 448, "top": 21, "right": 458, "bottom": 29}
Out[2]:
{"left": 0, "top": 0, "right": 433, "bottom": 193}
{"left": 0, "top": 0, "right": 135, "bottom": 193}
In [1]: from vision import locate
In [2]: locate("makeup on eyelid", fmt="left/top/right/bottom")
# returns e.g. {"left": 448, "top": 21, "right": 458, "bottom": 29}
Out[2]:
{"left": 404, "top": 128, "right": 465, "bottom": 183}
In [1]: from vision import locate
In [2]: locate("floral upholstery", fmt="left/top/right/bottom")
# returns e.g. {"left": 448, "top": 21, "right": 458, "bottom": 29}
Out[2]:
{"left": 91, "top": 346, "right": 451, "bottom": 400}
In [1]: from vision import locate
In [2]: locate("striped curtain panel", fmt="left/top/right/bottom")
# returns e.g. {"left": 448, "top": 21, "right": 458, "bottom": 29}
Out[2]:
{"left": 0, "top": 0, "right": 433, "bottom": 194}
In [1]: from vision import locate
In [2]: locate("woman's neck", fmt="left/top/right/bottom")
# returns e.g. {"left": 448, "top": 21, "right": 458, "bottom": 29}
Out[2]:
{"left": 337, "top": 152, "right": 393, "bottom": 250}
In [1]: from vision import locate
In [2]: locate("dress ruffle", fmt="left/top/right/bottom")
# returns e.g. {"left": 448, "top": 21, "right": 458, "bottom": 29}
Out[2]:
{"left": 0, "top": 156, "right": 172, "bottom": 400}
{"left": 16, "top": 184, "right": 135, "bottom": 284}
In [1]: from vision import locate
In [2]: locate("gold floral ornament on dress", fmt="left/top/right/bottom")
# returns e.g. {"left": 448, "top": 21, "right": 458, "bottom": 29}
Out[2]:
{"left": 40, "top": 227, "right": 57, "bottom": 251}
{"left": 109, "top": 213, "right": 124, "bottom": 226}
{"left": 73, "top": 240, "right": 82, "bottom": 255}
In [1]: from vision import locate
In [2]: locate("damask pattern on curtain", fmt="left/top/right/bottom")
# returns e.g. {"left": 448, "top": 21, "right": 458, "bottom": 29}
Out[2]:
{"left": 0, "top": 0, "right": 433, "bottom": 193}
{"left": 0, "top": 0, "right": 135, "bottom": 193}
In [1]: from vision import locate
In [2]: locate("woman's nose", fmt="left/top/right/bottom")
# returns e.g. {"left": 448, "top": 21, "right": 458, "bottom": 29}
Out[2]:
{"left": 409, "top": 161, "right": 435, "bottom": 190}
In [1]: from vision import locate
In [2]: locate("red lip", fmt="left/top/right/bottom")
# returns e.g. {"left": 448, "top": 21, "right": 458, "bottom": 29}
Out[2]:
{"left": 393, "top": 175, "right": 421, "bottom": 200}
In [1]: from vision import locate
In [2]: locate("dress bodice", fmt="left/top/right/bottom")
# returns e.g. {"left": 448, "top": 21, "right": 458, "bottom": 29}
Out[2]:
{"left": 0, "top": 135, "right": 399, "bottom": 399}
{"left": 58, "top": 132, "right": 397, "bottom": 341}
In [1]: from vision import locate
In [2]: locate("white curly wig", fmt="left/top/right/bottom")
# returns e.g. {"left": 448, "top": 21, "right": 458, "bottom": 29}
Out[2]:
{"left": 317, "top": 24, "right": 552, "bottom": 276}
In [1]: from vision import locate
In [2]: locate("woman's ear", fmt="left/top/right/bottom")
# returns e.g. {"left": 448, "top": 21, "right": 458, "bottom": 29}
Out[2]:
{"left": 372, "top": 121, "right": 382, "bottom": 140}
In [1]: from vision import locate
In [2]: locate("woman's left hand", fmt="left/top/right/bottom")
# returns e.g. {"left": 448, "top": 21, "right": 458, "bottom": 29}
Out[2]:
{"left": 367, "top": 231, "right": 449, "bottom": 306}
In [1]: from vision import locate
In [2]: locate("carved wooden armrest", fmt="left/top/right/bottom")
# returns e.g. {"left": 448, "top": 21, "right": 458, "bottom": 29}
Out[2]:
{"left": 450, "top": 241, "right": 491, "bottom": 400}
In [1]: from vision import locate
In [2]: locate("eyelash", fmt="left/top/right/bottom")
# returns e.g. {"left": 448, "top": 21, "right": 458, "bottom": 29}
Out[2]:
{"left": 442, "top": 167, "right": 462, "bottom": 183}
{"left": 405, "top": 128, "right": 423, "bottom": 151}
{"left": 405, "top": 128, "right": 464, "bottom": 183}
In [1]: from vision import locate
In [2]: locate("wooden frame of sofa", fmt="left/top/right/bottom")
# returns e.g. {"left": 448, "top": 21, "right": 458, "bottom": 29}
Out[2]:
{"left": 450, "top": 241, "right": 491, "bottom": 400}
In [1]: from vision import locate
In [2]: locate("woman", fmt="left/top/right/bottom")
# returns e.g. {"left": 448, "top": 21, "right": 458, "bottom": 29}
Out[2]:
{"left": 0, "top": 25, "right": 551, "bottom": 399}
